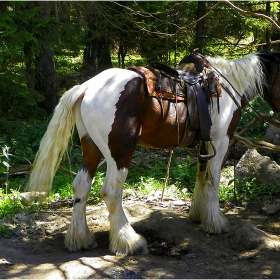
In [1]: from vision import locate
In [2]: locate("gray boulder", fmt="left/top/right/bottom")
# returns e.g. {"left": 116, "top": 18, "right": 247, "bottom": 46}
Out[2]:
{"left": 264, "top": 125, "right": 280, "bottom": 145}
{"left": 235, "top": 149, "right": 280, "bottom": 188}
{"left": 233, "top": 222, "right": 268, "bottom": 250}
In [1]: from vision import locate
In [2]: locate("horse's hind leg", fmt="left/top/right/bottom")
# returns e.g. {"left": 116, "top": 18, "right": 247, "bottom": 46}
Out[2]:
{"left": 64, "top": 100, "right": 103, "bottom": 251}
{"left": 100, "top": 157, "right": 148, "bottom": 255}
{"left": 64, "top": 136, "right": 103, "bottom": 251}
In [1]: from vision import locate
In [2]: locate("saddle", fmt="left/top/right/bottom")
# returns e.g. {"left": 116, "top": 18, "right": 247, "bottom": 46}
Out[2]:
{"left": 128, "top": 51, "right": 221, "bottom": 159}
{"left": 152, "top": 52, "right": 220, "bottom": 139}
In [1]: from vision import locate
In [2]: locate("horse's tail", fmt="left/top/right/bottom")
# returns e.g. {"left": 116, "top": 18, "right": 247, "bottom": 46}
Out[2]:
{"left": 26, "top": 84, "right": 88, "bottom": 198}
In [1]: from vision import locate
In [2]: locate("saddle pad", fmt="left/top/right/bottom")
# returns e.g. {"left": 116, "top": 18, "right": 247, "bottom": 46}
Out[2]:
{"left": 128, "top": 66, "right": 186, "bottom": 101}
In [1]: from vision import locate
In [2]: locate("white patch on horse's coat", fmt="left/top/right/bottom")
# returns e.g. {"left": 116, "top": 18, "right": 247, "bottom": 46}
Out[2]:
{"left": 64, "top": 169, "right": 96, "bottom": 251}
{"left": 81, "top": 68, "right": 141, "bottom": 153}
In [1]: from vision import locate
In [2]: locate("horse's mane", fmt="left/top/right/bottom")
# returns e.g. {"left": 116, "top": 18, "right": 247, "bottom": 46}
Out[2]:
{"left": 207, "top": 53, "right": 266, "bottom": 101}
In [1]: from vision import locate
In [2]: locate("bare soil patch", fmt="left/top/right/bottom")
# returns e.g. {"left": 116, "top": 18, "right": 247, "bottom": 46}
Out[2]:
{"left": 1, "top": 199, "right": 280, "bottom": 279}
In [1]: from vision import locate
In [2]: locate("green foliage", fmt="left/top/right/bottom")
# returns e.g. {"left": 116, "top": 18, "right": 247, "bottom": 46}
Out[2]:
{"left": 0, "top": 145, "right": 10, "bottom": 175}
{"left": 0, "top": 2, "right": 60, "bottom": 117}
{"left": 170, "top": 156, "right": 196, "bottom": 190}
{"left": 0, "top": 223, "right": 15, "bottom": 238}
{"left": 0, "top": 193, "right": 24, "bottom": 218}
{"left": 237, "top": 96, "right": 272, "bottom": 139}
{"left": 218, "top": 185, "right": 235, "bottom": 203}
{"left": 0, "top": 119, "right": 48, "bottom": 165}
{"left": 220, "top": 176, "right": 277, "bottom": 203}
{"left": 235, "top": 177, "right": 276, "bottom": 201}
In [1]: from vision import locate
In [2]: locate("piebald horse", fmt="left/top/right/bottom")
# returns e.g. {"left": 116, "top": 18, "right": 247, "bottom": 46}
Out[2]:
{"left": 27, "top": 51, "right": 280, "bottom": 255}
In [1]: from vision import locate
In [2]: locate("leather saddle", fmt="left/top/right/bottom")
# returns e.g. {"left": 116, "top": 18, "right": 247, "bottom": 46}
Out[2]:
{"left": 148, "top": 51, "right": 220, "bottom": 143}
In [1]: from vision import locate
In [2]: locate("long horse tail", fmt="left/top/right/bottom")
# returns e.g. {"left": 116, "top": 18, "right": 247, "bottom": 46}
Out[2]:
{"left": 26, "top": 84, "right": 88, "bottom": 198}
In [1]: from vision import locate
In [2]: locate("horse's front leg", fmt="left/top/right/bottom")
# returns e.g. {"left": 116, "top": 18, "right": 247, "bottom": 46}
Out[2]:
{"left": 189, "top": 137, "right": 229, "bottom": 233}
{"left": 100, "top": 161, "right": 148, "bottom": 255}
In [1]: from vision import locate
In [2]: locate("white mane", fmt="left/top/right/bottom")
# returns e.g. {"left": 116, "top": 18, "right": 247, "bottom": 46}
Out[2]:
{"left": 207, "top": 53, "right": 266, "bottom": 100}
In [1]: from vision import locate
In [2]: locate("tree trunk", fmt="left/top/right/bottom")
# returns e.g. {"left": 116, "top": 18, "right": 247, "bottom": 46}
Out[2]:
{"left": 83, "top": 5, "right": 112, "bottom": 76}
{"left": 118, "top": 44, "right": 127, "bottom": 69}
{"left": 194, "top": 1, "right": 206, "bottom": 52}
{"left": 34, "top": 2, "right": 58, "bottom": 114}
{"left": 0, "top": 1, "right": 7, "bottom": 13}
{"left": 265, "top": 1, "right": 271, "bottom": 50}
{"left": 83, "top": 34, "right": 112, "bottom": 75}
{"left": 24, "top": 42, "right": 34, "bottom": 90}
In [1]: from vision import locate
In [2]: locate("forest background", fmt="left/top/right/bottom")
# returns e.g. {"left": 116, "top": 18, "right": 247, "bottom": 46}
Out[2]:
{"left": 0, "top": 1, "right": 280, "bottom": 204}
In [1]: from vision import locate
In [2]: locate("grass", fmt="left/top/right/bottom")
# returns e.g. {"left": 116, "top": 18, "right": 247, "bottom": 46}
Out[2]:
{"left": 0, "top": 146, "right": 198, "bottom": 219}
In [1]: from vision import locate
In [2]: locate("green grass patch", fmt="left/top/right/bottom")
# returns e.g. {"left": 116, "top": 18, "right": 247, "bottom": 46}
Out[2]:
{"left": 0, "top": 223, "right": 14, "bottom": 238}
{"left": 0, "top": 194, "right": 24, "bottom": 218}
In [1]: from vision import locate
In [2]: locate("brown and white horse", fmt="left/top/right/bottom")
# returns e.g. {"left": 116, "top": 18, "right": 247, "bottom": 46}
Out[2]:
{"left": 27, "top": 51, "right": 280, "bottom": 255}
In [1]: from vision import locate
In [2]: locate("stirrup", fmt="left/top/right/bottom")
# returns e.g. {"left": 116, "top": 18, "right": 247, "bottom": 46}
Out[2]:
{"left": 197, "top": 139, "right": 217, "bottom": 160}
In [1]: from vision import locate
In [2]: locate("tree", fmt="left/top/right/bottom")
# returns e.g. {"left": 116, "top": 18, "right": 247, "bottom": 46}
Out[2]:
{"left": 34, "top": 2, "right": 58, "bottom": 114}
{"left": 194, "top": 1, "right": 206, "bottom": 52}
{"left": 83, "top": 2, "right": 112, "bottom": 76}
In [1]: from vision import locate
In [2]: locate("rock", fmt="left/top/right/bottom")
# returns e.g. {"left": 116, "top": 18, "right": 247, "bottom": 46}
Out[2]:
{"left": 235, "top": 149, "right": 280, "bottom": 187}
{"left": 123, "top": 269, "right": 143, "bottom": 279}
{"left": 265, "top": 125, "right": 280, "bottom": 145}
{"left": 262, "top": 195, "right": 272, "bottom": 205}
{"left": 184, "top": 253, "right": 196, "bottom": 259}
{"left": 233, "top": 222, "right": 268, "bottom": 250}
{"left": 0, "top": 258, "right": 13, "bottom": 266}
{"left": 262, "top": 204, "right": 280, "bottom": 215}
{"left": 20, "top": 192, "right": 48, "bottom": 206}
{"left": 172, "top": 200, "right": 186, "bottom": 206}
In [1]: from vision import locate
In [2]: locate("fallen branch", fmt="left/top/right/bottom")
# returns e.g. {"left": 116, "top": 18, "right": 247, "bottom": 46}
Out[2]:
{"left": 2, "top": 157, "right": 153, "bottom": 177}
{"left": 4, "top": 165, "right": 77, "bottom": 177}
{"left": 232, "top": 133, "right": 280, "bottom": 152}
{"left": 223, "top": 113, "right": 280, "bottom": 166}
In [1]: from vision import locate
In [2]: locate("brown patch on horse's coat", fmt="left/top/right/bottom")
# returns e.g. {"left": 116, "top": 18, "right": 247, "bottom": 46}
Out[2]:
{"left": 109, "top": 76, "right": 195, "bottom": 169}
{"left": 269, "top": 71, "right": 280, "bottom": 112}
{"left": 138, "top": 97, "right": 194, "bottom": 148}
{"left": 108, "top": 77, "right": 145, "bottom": 170}
{"left": 80, "top": 135, "right": 103, "bottom": 178}
{"left": 227, "top": 108, "right": 241, "bottom": 138}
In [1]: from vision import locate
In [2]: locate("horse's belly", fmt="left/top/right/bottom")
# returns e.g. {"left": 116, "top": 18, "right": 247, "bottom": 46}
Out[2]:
{"left": 137, "top": 97, "right": 194, "bottom": 148}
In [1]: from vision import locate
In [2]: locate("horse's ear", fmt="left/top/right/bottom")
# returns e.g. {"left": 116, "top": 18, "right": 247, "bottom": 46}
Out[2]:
{"left": 193, "top": 48, "right": 200, "bottom": 54}
{"left": 178, "top": 56, "right": 190, "bottom": 66}
{"left": 178, "top": 49, "right": 206, "bottom": 72}
{"left": 191, "top": 53, "right": 205, "bottom": 72}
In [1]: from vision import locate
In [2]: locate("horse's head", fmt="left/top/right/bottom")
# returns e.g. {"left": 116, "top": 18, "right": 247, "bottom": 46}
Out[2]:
{"left": 177, "top": 50, "right": 221, "bottom": 98}
{"left": 177, "top": 49, "right": 208, "bottom": 73}
{"left": 257, "top": 51, "right": 280, "bottom": 114}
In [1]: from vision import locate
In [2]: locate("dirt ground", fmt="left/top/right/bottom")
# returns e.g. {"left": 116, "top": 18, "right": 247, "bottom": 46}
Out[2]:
{"left": 1, "top": 196, "right": 280, "bottom": 280}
